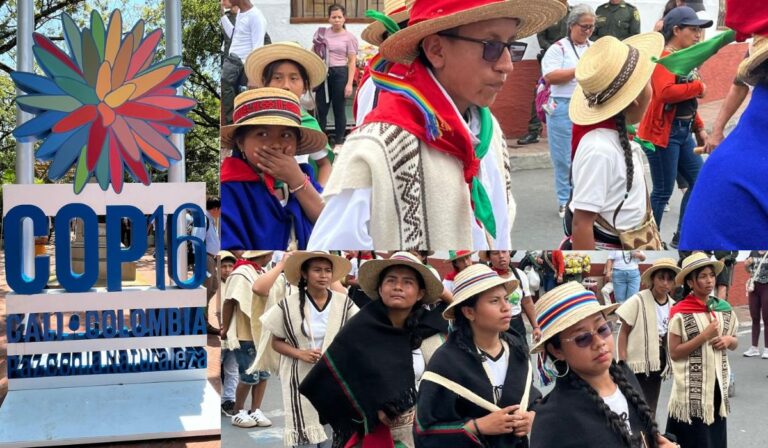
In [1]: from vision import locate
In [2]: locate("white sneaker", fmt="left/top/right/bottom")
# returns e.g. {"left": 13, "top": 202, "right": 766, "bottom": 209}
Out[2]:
{"left": 251, "top": 408, "right": 272, "bottom": 427}
{"left": 664, "top": 203, "right": 670, "bottom": 212}
{"left": 558, "top": 205, "right": 566, "bottom": 219}
{"left": 743, "top": 346, "right": 761, "bottom": 357}
{"left": 231, "top": 409, "right": 258, "bottom": 428}
{"left": 762, "top": 348, "right": 768, "bottom": 359}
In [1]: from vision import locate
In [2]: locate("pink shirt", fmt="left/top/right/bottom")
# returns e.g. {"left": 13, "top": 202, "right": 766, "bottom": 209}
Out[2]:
{"left": 323, "top": 28, "right": 358, "bottom": 67}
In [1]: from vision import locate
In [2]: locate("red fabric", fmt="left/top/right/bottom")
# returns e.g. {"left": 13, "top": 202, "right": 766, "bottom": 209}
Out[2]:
{"left": 571, "top": 119, "right": 618, "bottom": 159}
{"left": 638, "top": 50, "right": 706, "bottom": 148}
{"left": 669, "top": 294, "right": 708, "bottom": 319}
{"left": 344, "top": 423, "right": 395, "bottom": 448}
{"left": 220, "top": 156, "right": 275, "bottom": 193}
{"left": 352, "top": 62, "right": 373, "bottom": 122}
{"left": 491, "top": 267, "right": 510, "bottom": 276}
{"left": 233, "top": 259, "right": 263, "bottom": 272}
{"left": 726, "top": 0, "right": 768, "bottom": 41}
{"left": 363, "top": 58, "right": 480, "bottom": 185}
{"left": 551, "top": 251, "right": 565, "bottom": 277}
{"left": 444, "top": 270, "right": 458, "bottom": 282}
{"left": 408, "top": 0, "right": 508, "bottom": 28}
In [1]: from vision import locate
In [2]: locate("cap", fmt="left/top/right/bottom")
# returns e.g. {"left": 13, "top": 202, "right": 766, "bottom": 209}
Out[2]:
{"left": 664, "top": 6, "right": 714, "bottom": 33}
{"left": 685, "top": 1, "right": 705, "bottom": 13}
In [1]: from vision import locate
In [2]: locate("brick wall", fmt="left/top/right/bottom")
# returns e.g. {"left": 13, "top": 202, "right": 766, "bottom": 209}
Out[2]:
{"left": 491, "top": 42, "right": 749, "bottom": 139}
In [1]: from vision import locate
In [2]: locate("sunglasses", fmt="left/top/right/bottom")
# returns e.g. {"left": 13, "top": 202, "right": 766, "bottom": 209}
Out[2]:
{"left": 437, "top": 33, "right": 528, "bottom": 62}
{"left": 561, "top": 322, "right": 613, "bottom": 348}
{"left": 576, "top": 23, "right": 595, "bottom": 31}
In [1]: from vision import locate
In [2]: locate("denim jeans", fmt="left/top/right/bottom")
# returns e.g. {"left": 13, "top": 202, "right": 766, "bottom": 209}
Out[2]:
{"left": 644, "top": 119, "right": 703, "bottom": 233}
{"left": 546, "top": 97, "right": 573, "bottom": 206}
{"left": 612, "top": 268, "right": 641, "bottom": 304}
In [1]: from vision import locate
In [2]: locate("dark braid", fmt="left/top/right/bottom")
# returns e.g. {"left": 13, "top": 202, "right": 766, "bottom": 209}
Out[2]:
{"left": 298, "top": 276, "right": 309, "bottom": 338}
{"left": 405, "top": 303, "right": 426, "bottom": 350}
{"left": 610, "top": 362, "right": 659, "bottom": 448}
{"left": 615, "top": 112, "right": 634, "bottom": 193}
{"left": 450, "top": 294, "right": 485, "bottom": 363}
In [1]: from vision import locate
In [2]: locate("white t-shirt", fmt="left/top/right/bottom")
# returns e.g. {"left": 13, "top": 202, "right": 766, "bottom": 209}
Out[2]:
{"left": 442, "top": 278, "right": 456, "bottom": 293}
{"left": 295, "top": 150, "right": 328, "bottom": 165}
{"left": 482, "top": 346, "right": 509, "bottom": 403}
{"left": 656, "top": 300, "right": 671, "bottom": 337}
{"left": 541, "top": 37, "right": 590, "bottom": 98}
{"left": 225, "top": 7, "right": 267, "bottom": 61}
{"left": 506, "top": 268, "right": 531, "bottom": 317}
{"left": 602, "top": 386, "right": 632, "bottom": 434}
{"left": 302, "top": 294, "right": 331, "bottom": 349}
{"left": 355, "top": 76, "right": 377, "bottom": 127}
{"left": 413, "top": 348, "right": 425, "bottom": 387}
{"left": 609, "top": 251, "right": 642, "bottom": 271}
{"left": 569, "top": 128, "right": 647, "bottom": 234}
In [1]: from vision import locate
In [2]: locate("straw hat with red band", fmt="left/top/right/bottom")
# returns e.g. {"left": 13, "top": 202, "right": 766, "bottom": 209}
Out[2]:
{"left": 357, "top": 251, "right": 443, "bottom": 304}
{"left": 244, "top": 42, "right": 327, "bottom": 89}
{"left": 220, "top": 88, "right": 327, "bottom": 154}
{"left": 530, "top": 282, "right": 620, "bottom": 354}
{"left": 640, "top": 257, "right": 680, "bottom": 288}
{"left": 362, "top": 0, "right": 412, "bottom": 46}
{"left": 448, "top": 250, "right": 475, "bottom": 262}
{"left": 379, "top": 0, "right": 567, "bottom": 65}
{"left": 675, "top": 252, "right": 724, "bottom": 287}
{"left": 443, "top": 264, "right": 518, "bottom": 319}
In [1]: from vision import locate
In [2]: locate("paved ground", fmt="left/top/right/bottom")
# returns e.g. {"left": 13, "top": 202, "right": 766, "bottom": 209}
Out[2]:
{"left": 225, "top": 307, "right": 768, "bottom": 448}
{"left": 0, "top": 248, "right": 222, "bottom": 448}
{"left": 507, "top": 97, "right": 749, "bottom": 249}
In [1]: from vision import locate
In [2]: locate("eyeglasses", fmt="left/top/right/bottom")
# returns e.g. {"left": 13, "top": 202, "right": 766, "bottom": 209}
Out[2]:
{"left": 561, "top": 322, "right": 613, "bottom": 348}
{"left": 437, "top": 33, "right": 528, "bottom": 62}
{"left": 576, "top": 23, "right": 595, "bottom": 31}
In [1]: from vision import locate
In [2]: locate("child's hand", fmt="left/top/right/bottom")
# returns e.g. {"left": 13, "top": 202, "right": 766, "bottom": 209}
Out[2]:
{"left": 257, "top": 145, "right": 305, "bottom": 187}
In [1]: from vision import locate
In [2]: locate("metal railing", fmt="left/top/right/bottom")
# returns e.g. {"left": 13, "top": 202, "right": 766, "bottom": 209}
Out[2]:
{"left": 291, "top": 0, "right": 383, "bottom": 19}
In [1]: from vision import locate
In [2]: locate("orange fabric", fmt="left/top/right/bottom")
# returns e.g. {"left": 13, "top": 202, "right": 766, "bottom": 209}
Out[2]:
{"left": 638, "top": 50, "right": 705, "bottom": 148}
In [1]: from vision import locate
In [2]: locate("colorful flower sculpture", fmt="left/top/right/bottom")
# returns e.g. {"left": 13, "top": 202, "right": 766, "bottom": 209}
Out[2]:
{"left": 11, "top": 10, "right": 196, "bottom": 193}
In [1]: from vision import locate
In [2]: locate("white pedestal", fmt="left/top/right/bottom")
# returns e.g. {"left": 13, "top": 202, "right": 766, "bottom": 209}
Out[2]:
{"left": 0, "top": 380, "right": 220, "bottom": 447}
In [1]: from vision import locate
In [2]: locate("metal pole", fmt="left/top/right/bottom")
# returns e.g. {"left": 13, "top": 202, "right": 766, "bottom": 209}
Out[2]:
{"left": 17, "top": 0, "right": 35, "bottom": 278}
{"left": 164, "top": 0, "right": 188, "bottom": 280}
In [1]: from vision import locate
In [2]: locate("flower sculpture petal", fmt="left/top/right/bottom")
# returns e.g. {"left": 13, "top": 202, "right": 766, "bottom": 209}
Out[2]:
{"left": 12, "top": 10, "right": 197, "bottom": 193}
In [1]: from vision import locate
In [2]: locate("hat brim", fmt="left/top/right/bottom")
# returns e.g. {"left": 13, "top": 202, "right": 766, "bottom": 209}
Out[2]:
{"left": 362, "top": 10, "right": 410, "bottom": 46}
{"left": 242, "top": 250, "right": 273, "bottom": 259}
{"left": 640, "top": 264, "right": 681, "bottom": 288}
{"left": 443, "top": 276, "right": 519, "bottom": 319}
{"left": 245, "top": 43, "right": 327, "bottom": 89}
{"left": 449, "top": 251, "right": 476, "bottom": 262}
{"left": 283, "top": 252, "right": 352, "bottom": 286}
{"left": 530, "top": 303, "right": 620, "bottom": 354}
{"left": 680, "top": 18, "right": 714, "bottom": 28}
{"left": 675, "top": 259, "right": 724, "bottom": 286}
{"left": 220, "top": 117, "right": 328, "bottom": 155}
{"left": 570, "top": 32, "right": 665, "bottom": 125}
{"left": 379, "top": 0, "right": 567, "bottom": 65}
{"left": 358, "top": 258, "right": 443, "bottom": 304}
{"left": 738, "top": 38, "right": 768, "bottom": 86}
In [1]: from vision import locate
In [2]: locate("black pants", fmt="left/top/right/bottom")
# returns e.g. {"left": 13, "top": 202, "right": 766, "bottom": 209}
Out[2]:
{"left": 315, "top": 66, "right": 349, "bottom": 144}
{"left": 666, "top": 380, "right": 727, "bottom": 448}
{"left": 526, "top": 85, "right": 542, "bottom": 135}
{"left": 634, "top": 343, "right": 667, "bottom": 416}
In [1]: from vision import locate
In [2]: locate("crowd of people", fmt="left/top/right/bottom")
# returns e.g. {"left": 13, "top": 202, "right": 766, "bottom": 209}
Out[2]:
{"left": 208, "top": 249, "right": 768, "bottom": 447}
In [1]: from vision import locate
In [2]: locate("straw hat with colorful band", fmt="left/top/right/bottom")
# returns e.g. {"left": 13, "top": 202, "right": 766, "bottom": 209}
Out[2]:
{"left": 449, "top": 250, "right": 475, "bottom": 262}
{"left": 640, "top": 257, "right": 681, "bottom": 288}
{"left": 357, "top": 251, "right": 443, "bottom": 304}
{"left": 569, "top": 32, "right": 664, "bottom": 126}
{"left": 220, "top": 88, "right": 328, "bottom": 154}
{"left": 443, "top": 264, "right": 519, "bottom": 319}
{"left": 218, "top": 250, "right": 237, "bottom": 262}
{"left": 241, "top": 250, "right": 274, "bottom": 259}
{"left": 244, "top": 42, "right": 328, "bottom": 89}
{"left": 738, "top": 36, "right": 768, "bottom": 86}
{"left": 362, "top": 0, "right": 411, "bottom": 46}
{"left": 379, "top": 0, "right": 568, "bottom": 65}
{"left": 675, "top": 252, "right": 724, "bottom": 287}
{"left": 283, "top": 251, "right": 352, "bottom": 286}
{"left": 530, "top": 282, "right": 620, "bottom": 354}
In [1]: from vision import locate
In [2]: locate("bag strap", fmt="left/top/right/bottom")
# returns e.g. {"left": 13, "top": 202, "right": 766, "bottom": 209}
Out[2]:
{"left": 421, "top": 360, "right": 533, "bottom": 413}
{"left": 224, "top": 11, "right": 237, "bottom": 56}
{"left": 751, "top": 252, "right": 768, "bottom": 283}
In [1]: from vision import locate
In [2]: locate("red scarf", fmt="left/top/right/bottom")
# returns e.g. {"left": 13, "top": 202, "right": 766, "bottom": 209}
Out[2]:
{"left": 571, "top": 118, "right": 617, "bottom": 159}
{"left": 444, "top": 270, "right": 458, "bottom": 282}
{"left": 669, "top": 294, "right": 708, "bottom": 319}
{"left": 233, "top": 259, "right": 264, "bottom": 272}
{"left": 491, "top": 266, "right": 510, "bottom": 276}
{"left": 221, "top": 156, "right": 276, "bottom": 193}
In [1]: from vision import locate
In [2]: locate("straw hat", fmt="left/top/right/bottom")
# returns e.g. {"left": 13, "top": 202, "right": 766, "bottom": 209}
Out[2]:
{"left": 448, "top": 250, "right": 475, "bottom": 262}
{"left": 443, "top": 264, "right": 519, "bottom": 319}
{"left": 218, "top": 250, "right": 237, "bottom": 262}
{"left": 569, "top": 32, "right": 664, "bottom": 126}
{"left": 379, "top": 0, "right": 567, "bottom": 65}
{"left": 362, "top": 0, "right": 411, "bottom": 46}
{"left": 241, "top": 250, "right": 274, "bottom": 259}
{"left": 531, "top": 282, "right": 620, "bottom": 353}
{"left": 738, "top": 36, "right": 768, "bottom": 86}
{"left": 220, "top": 88, "right": 328, "bottom": 154}
{"left": 640, "top": 257, "right": 681, "bottom": 288}
{"left": 357, "top": 251, "right": 443, "bottom": 304}
{"left": 675, "top": 252, "right": 724, "bottom": 287}
{"left": 244, "top": 42, "right": 327, "bottom": 89}
{"left": 282, "top": 251, "right": 352, "bottom": 286}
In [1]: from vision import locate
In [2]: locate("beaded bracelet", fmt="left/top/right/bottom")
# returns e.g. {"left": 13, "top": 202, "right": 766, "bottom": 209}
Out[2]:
{"left": 289, "top": 175, "right": 309, "bottom": 194}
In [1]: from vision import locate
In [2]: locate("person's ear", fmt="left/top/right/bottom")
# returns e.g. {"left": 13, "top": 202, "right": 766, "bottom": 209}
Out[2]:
{"left": 417, "top": 288, "right": 426, "bottom": 302}
{"left": 421, "top": 35, "right": 447, "bottom": 69}
{"left": 461, "top": 305, "right": 476, "bottom": 322}
{"left": 546, "top": 343, "right": 566, "bottom": 361}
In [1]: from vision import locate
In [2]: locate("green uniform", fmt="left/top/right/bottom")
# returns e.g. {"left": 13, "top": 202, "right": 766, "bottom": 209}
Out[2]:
{"left": 593, "top": 1, "right": 641, "bottom": 41}
{"left": 537, "top": 7, "right": 570, "bottom": 57}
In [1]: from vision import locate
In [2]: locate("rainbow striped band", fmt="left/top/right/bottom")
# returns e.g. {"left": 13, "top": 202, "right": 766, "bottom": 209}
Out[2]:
{"left": 233, "top": 97, "right": 301, "bottom": 125}
{"left": 537, "top": 291, "right": 599, "bottom": 332}
{"left": 452, "top": 271, "right": 498, "bottom": 297}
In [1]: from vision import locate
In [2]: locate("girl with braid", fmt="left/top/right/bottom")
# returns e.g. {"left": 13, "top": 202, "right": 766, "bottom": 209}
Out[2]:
{"left": 259, "top": 251, "right": 358, "bottom": 447}
{"left": 530, "top": 282, "right": 679, "bottom": 448}
{"left": 565, "top": 32, "right": 665, "bottom": 250}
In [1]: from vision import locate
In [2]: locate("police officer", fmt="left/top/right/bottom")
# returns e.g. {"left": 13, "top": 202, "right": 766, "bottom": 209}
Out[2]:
{"left": 593, "top": 0, "right": 641, "bottom": 40}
